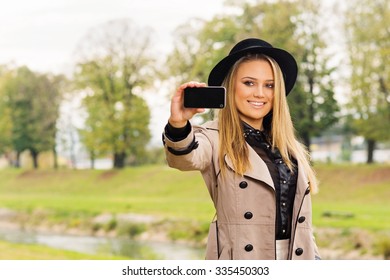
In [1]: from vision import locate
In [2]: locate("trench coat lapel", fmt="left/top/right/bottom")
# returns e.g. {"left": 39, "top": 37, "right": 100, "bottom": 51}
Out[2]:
{"left": 224, "top": 144, "right": 275, "bottom": 190}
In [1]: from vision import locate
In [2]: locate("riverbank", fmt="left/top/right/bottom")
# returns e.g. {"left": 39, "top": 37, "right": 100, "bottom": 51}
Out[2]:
{"left": 1, "top": 207, "right": 388, "bottom": 260}
{"left": 0, "top": 207, "right": 206, "bottom": 259}
{"left": 0, "top": 164, "right": 389, "bottom": 259}
{"left": 0, "top": 207, "right": 208, "bottom": 245}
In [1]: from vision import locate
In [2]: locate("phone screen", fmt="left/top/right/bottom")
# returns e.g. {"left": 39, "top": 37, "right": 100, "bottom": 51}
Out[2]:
{"left": 183, "top": 87, "right": 226, "bottom": 108}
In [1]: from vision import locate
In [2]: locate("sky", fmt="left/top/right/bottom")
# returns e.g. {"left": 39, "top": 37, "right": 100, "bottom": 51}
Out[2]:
{"left": 0, "top": 0, "right": 226, "bottom": 148}
{"left": 0, "top": 0, "right": 225, "bottom": 73}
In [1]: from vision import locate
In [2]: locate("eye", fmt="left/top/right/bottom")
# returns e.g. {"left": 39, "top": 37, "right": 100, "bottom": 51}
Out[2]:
{"left": 243, "top": 80, "right": 254, "bottom": 86}
{"left": 265, "top": 83, "right": 274, "bottom": 89}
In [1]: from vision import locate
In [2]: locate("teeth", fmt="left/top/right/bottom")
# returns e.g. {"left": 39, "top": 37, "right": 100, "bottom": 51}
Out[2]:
{"left": 249, "top": 101, "right": 264, "bottom": 106}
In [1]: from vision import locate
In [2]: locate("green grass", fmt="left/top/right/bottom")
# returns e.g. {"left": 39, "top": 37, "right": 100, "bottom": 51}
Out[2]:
{"left": 0, "top": 163, "right": 389, "bottom": 230}
{"left": 312, "top": 164, "right": 390, "bottom": 230}
{"left": 0, "top": 240, "right": 127, "bottom": 260}
{"left": 0, "top": 166, "right": 214, "bottom": 223}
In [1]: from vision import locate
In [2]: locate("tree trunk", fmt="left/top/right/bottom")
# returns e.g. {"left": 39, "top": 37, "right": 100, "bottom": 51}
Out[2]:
{"left": 366, "top": 139, "right": 376, "bottom": 164}
{"left": 301, "top": 132, "right": 311, "bottom": 153}
{"left": 90, "top": 151, "right": 95, "bottom": 169}
{"left": 15, "top": 151, "right": 21, "bottom": 168}
{"left": 53, "top": 147, "right": 58, "bottom": 169}
{"left": 30, "top": 149, "right": 39, "bottom": 169}
{"left": 113, "top": 152, "right": 126, "bottom": 169}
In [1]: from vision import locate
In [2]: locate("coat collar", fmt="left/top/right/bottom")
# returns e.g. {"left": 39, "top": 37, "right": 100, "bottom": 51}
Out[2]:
{"left": 204, "top": 120, "right": 278, "bottom": 189}
{"left": 204, "top": 119, "right": 275, "bottom": 189}
{"left": 224, "top": 144, "right": 275, "bottom": 190}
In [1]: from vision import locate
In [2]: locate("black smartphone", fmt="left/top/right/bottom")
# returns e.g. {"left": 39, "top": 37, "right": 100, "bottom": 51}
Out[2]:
{"left": 183, "top": 86, "right": 226, "bottom": 108}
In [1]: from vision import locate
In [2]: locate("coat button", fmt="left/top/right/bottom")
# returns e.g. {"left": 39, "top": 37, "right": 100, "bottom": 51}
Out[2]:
{"left": 244, "top": 212, "right": 253, "bottom": 219}
{"left": 245, "top": 244, "right": 253, "bottom": 252}
{"left": 239, "top": 181, "right": 248, "bottom": 189}
{"left": 295, "top": 248, "right": 304, "bottom": 256}
{"left": 305, "top": 187, "right": 310, "bottom": 195}
{"left": 298, "top": 216, "right": 306, "bottom": 223}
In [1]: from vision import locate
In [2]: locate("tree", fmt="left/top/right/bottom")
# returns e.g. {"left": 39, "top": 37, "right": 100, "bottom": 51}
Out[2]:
{"left": 166, "top": 16, "right": 241, "bottom": 84}
{"left": 165, "top": 17, "right": 241, "bottom": 122}
{"left": 74, "top": 19, "right": 153, "bottom": 168}
{"left": 288, "top": 0, "right": 340, "bottom": 149}
{"left": 1, "top": 66, "right": 62, "bottom": 168}
{"left": 344, "top": 0, "right": 390, "bottom": 163}
{"left": 55, "top": 90, "right": 84, "bottom": 169}
{"left": 0, "top": 67, "right": 14, "bottom": 162}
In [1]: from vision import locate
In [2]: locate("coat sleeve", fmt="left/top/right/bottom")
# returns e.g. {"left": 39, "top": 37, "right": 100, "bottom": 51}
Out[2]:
{"left": 162, "top": 123, "right": 213, "bottom": 172}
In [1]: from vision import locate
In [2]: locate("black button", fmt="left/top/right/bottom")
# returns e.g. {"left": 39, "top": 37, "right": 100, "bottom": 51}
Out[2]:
{"left": 239, "top": 181, "right": 248, "bottom": 189}
{"left": 245, "top": 244, "right": 253, "bottom": 252}
{"left": 295, "top": 248, "right": 304, "bottom": 256}
{"left": 298, "top": 216, "right": 306, "bottom": 223}
{"left": 305, "top": 187, "right": 310, "bottom": 195}
{"left": 244, "top": 212, "right": 253, "bottom": 219}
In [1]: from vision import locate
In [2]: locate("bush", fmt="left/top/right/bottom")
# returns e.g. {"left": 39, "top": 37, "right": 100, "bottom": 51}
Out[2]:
{"left": 117, "top": 222, "right": 146, "bottom": 238}
{"left": 375, "top": 238, "right": 390, "bottom": 260}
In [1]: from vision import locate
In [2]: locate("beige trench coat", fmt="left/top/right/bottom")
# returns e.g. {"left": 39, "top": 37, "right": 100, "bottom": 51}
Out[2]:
{"left": 163, "top": 120, "right": 320, "bottom": 260}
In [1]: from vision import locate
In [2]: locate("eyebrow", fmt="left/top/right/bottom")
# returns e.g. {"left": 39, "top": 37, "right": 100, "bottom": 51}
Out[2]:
{"left": 241, "top": 76, "right": 274, "bottom": 82}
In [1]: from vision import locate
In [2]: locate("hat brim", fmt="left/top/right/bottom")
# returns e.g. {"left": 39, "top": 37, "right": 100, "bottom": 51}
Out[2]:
{"left": 207, "top": 46, "right": 298, "bottom": 95}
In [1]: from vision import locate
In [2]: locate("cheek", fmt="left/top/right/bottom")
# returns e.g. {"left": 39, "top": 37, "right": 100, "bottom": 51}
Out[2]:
{"left": 233, "top": 85, "right": 244, "bottom": 104}
{"left": 234, "top": 84, "right": 249, "bottom": 100}
{"left": 266, "top": 90, "right": 275, "bottom": 102}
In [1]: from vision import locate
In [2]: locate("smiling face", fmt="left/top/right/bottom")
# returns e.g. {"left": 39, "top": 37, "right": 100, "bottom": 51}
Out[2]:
{"left": 233, "top": 59, "right": 275, "bottom": 130}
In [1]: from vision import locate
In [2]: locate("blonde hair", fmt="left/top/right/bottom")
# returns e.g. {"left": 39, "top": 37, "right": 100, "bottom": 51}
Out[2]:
{"left": 217, "top": 54, "right": 318, "bottom": 192}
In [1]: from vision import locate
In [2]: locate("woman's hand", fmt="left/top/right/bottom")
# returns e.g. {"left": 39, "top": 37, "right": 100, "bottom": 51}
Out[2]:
{"left": 168, "top": 81, "right": 206, "bottom": 128}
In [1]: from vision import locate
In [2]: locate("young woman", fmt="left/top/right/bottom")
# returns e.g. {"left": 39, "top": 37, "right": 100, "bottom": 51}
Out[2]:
{"left": 162, "top": 38, "right": 321, "bottom": 260}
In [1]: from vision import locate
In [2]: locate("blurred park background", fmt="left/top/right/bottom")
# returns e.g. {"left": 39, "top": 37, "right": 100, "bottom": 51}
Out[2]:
{"left": 0, "top": 0, "right": 389, "bottom": 260}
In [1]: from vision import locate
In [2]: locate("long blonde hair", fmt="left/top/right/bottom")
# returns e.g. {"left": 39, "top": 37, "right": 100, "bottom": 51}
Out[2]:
{"left": 217, "top": 54, "right": 318, "bottom": 192}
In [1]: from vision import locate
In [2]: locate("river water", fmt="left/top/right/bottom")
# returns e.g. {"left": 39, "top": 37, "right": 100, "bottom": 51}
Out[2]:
{"left": 0, "top": 227, "right": 205, "bottom": 260}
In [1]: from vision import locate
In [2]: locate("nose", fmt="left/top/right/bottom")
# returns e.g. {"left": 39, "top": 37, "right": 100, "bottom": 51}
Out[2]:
{"left": 253, "top": 86, "right": 265, "bottom": 98}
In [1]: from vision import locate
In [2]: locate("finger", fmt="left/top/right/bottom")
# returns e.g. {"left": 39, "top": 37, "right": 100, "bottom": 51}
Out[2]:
{"left": 195, "top": 82, "right": 207, "bottom": 88}
{"left": 181, "top": 81, "right": 206, "bottom": 88}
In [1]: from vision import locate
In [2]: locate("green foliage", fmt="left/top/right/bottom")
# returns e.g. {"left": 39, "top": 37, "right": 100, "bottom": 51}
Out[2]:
{"left": 0, "top": 69, "right": 13, "bottom": 155}
{"left": 0, "top": 66, "right": 63, "bottom": 168}
{"left": 375, "top": 237, "right": 390, "bottom": 260}
{"left": 344, "top": 0, "right": 390, "bottom": 158}
{"left": 289, "top": 0, "right": 340, "bottom": 147}
{"left": 168, "top": 220, "right": 209, "bottom": 243}
{"left": 166, "top": 17, "right": 240, "bottom": 85}
{"left": 105, "top": 218, "right": 118, "bottom": 232}
{"left": 74, "top": 19, "right": 154, "bottom": 168}
{"left": 117, "top": 222, "right": 146, "bottom": 238}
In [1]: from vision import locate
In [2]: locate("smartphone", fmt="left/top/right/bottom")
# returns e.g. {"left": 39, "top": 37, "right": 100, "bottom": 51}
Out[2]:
{"left": 183, "top": 86, "right": 226, "bottom": 108}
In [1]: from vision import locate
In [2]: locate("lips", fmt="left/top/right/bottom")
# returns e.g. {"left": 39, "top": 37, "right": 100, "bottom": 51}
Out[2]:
{"left": 248, "top": 101, "right": 266, "bottom": 107}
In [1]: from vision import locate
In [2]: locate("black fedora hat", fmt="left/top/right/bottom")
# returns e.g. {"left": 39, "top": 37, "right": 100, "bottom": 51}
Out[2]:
{"left": 208, "top": 38, "right": 298, "bottom": 95}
